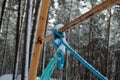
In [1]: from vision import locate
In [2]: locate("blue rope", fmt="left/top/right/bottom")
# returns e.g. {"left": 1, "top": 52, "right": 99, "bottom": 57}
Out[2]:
{"left": 52, "top": 28, "right": 66, "bottom": 69}
{"left": 40, "top": 25, "right": 66, "bottom": 80}
{"left": 40, "top": 47, "right": 65, "bottom": 80}
{"left": 53, "top": 28, "right": 108, "bottom": 80}
{"left": 40, "top": 56, "right": 58, "bottom": 80}
{"left": 40, "top": 23, "right": 108, "bottom": 80}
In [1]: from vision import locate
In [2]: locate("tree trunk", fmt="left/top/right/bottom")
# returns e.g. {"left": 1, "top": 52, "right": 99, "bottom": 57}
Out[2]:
{"left": 0, "top": 0, "right": 7, "bottom": 32}
{"left": 65, "top": 1, "right": 73, "bottom": 79}
{"left": 28, "top": 0, "right": 50, "bottom": 80}
{"left": 106, "top": 7, "right": 111, "bottom": 79}
{"left": 29, "top": 0, "right": 41, "bottom": 66}
{"left": 12, "top": 0, "right": 21, "bottom": 79}
{"left": 42, "top": 43, "right": 46, "bottom": 72}
{"left": 0, "top": 9, "right": 10, "bottom": 76}
{"left": 21, "top": 0, "right": 29, "bottom": 79}
{"left": 24, "top": 0, "right": 33, "bottom": 79}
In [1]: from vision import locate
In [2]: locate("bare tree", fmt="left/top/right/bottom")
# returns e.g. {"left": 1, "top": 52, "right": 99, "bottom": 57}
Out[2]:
{"left": 0, "top": 0, "right": 7, "bottom": 32}
{"left": 0, "top": 8, "right": 10, "bottom": 76}
{"left": 12, "top": 0, "right": 21, "bottom": 80}
{"left": 21, "top": 0, "right": 29, "bottom": 80}
{"left": 106, "top": 7, "right": 111, "bottom": 79}
{"left": 24, "top": 0, "right": 33, "bottom": 79}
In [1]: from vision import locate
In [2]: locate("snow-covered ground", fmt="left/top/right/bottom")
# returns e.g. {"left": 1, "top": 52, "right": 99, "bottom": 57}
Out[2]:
{"left": 0, "top": 74, "right": 40, "bottom": 80}
{"left": 0, "top": 74, "right": 59, "bottom": 80}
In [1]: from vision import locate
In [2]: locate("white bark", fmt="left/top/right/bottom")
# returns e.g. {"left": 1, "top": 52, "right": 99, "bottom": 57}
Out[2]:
{"left": 25, "top": 0, "right": 33, "bottom": 80}
{"left": 42, "top": 43, "right": 46, "bottom": 72}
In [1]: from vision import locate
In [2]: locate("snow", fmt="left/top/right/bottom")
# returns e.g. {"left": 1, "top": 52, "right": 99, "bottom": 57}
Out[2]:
{"left": 54, "top": 0, "right": 58, "bottom": 9}
{"left": 0, "top": 74, "right": 59, "bottom": 80}
{"left": 0, "top": 74, "right": 12, "bottom": 80}
{"left": 79, "top": 1, "right": 92, "bottom": 14}
{"left": 0, "top": 74, "right": 40, "bottom": 80}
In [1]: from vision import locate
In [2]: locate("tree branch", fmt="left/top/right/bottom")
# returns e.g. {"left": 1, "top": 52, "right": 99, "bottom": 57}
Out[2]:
{"left": 43, "top": 0, "right": 120, "bottom": 43}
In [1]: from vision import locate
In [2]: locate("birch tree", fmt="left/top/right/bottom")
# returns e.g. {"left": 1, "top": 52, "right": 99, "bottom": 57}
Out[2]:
{"left": 21, "top": 0, "right": 33, "bottom": 80}
{"left": 24, "top": 0, "right": 33, "bottom": 79}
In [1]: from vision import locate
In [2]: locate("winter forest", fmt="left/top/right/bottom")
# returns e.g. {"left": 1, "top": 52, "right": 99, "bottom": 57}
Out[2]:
{"left": 0, "top": 0, "right": 120, "bottom": 80}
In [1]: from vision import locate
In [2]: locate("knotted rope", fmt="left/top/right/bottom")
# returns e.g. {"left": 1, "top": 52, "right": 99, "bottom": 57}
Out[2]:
{"left": 40, "top": 24, "right": 108, "bottom": 80}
